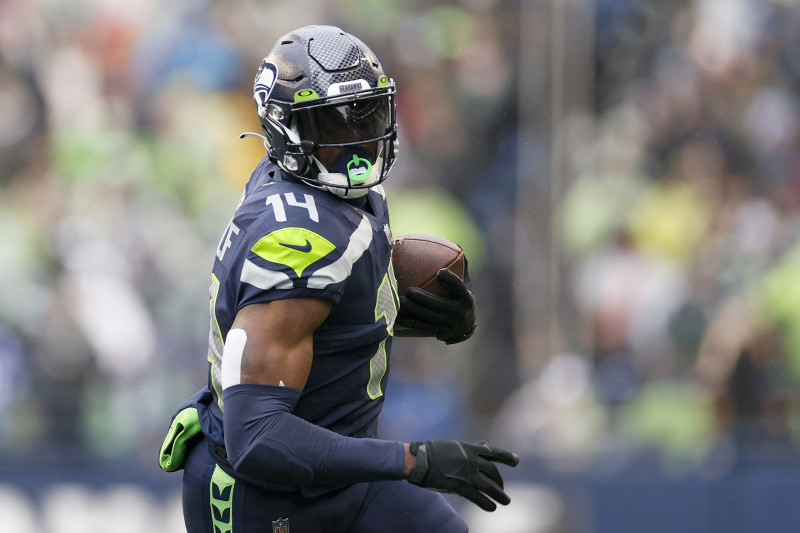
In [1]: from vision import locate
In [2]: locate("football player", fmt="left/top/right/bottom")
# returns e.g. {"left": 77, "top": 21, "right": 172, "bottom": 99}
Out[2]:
{"left": 158, "top": 25, "right": 518, "bottom": 533}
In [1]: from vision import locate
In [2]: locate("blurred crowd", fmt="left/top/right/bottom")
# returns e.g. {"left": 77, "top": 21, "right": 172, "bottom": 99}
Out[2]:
{"left": 492, "top": 0, "right": 800, "bottom": 479}
{"left": 3, "top": 0, "right": 800, "bottom": 506}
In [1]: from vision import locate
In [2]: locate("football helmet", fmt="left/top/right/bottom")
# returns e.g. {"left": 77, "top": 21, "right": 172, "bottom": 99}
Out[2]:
{"left": 247, "top": 25, "right": 398, "bottom": 198}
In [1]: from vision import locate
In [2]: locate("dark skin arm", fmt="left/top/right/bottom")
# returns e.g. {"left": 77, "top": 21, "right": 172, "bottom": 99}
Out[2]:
{"left": 230, "top": 298, "right": 417, "bottom": 477}
{"left": 232, "top": 297, "right": 329, "bottom": 389}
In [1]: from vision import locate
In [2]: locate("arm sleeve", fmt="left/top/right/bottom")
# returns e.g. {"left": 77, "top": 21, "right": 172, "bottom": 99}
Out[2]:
{"left": 222, "top": 383, "right": 405, "bottom": 486}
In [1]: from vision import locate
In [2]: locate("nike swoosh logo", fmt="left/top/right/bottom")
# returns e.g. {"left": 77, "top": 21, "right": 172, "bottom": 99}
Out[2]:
{"left": 279, "top": 239, "right": 312, "bottom": 253}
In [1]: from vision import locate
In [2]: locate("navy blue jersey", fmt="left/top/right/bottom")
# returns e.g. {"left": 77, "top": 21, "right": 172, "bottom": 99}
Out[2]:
{"left": 205, "top": 157, "right": 399, "bottom": 444}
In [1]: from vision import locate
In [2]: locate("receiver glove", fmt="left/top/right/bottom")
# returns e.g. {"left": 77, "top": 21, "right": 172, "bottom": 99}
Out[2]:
{"left": 397, "top": 268, "right": 477, "bottom": 344}
{"left": 407, "top": 439, "right": 519, "bottom": 511}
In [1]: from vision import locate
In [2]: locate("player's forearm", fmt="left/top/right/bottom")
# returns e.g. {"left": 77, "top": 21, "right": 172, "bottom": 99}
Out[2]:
{"left": 222, "top": 383, "right": 405, "bottom": 486}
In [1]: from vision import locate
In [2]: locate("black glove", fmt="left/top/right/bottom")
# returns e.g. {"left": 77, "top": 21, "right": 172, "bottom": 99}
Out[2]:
{"left": 396, "top": 268, "right": 477, "bottom": 344}
{"left": 407, "top": 439, "right": 519, "bottom": 511}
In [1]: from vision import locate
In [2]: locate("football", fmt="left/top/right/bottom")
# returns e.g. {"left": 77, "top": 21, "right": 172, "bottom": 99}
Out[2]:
{"left": 391, "top": 234, "right": 465, "bottom": 297}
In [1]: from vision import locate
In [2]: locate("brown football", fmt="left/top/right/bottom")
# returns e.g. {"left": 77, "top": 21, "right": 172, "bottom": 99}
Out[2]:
{"left": 391, "top": 234, "right": 465, "bottom": 297}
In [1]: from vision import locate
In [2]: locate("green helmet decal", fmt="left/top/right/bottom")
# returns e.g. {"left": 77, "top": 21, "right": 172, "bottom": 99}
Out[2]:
{"left": 294, "top": 89, "right": 320, "bottom": 102}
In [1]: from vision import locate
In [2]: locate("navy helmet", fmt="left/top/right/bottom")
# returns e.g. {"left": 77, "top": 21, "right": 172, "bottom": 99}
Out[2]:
{"left": 250, "top": 25, "right": 398, "bottom": 198}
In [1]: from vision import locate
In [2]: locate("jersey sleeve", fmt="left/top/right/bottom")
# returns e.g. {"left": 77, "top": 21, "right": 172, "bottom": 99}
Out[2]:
{"left": 234, "top": 190, "right": 373, "bottom": 310}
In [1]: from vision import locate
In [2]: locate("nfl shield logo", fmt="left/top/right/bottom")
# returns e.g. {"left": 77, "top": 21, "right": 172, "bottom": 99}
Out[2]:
{"left": 272, "top": 517, "right": 289, "bottom": 533}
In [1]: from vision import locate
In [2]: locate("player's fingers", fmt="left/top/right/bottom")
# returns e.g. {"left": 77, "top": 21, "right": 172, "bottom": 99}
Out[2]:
{"left": 435, "top": 268, "right": 470, "bottom": 296}
{"left": 405, "top": 288, "right": 462, "bottom": 313}
{"left": 474, "top": 476, "right": 511, "bottom": 507}
{"left": 469, "top": 472, "right": 510, "bottom": 508}
{"left": 479, "top": 446, "right": 520, "bottom": 467}
{"left": 459, "top": 485, "right": 497, "bottom": 512}
{"left": 399, "top": 295, "right": 435, "bottom": 316}
{"left": 478, "top": 461, "right": 504, "bottom": 489}
{"left": 399, "top": 296, "right": 443, "bottom": 323}
{"left": 395, "top": 315, "right": 438, "bottom": 333}
{"left": 402, "top": 291, "right": 462, "bottom": 316}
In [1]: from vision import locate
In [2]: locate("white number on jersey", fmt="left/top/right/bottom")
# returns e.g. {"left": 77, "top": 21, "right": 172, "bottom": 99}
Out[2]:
{"left": 265, "top": 193, "right": 318, "bottom": 223}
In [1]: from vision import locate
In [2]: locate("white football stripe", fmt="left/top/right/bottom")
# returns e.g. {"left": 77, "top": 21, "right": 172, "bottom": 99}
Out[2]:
{"left": 307, "top": 215, "right": 373, "bottom": 289}
{"left": 240, "top": 259, "right": 294, "bottom": 290}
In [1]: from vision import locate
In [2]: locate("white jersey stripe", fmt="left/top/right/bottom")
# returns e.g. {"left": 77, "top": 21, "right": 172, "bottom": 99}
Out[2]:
{"left": 307, "top": 215, "right": 373, "bottom": 289}
{"left": 240, "top": 259, "right": 295, "bottom": 290}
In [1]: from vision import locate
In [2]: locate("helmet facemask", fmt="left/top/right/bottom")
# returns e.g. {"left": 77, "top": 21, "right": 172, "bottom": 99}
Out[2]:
{"left": 268, "top": 84, "right": 398, "bottom": 198}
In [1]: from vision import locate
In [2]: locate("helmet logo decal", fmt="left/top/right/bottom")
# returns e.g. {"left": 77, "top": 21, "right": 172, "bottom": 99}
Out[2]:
{"left": 346, "top": 154, "right": 373, "bottom": 182}
{"left": 254, "top": 61, "right": 279, "bottom": 118}
{"left": 327, "top": 79, "right": 369, "bottom": 96}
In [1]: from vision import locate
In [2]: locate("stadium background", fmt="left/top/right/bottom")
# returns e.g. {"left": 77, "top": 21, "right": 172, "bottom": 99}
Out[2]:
{"left": 3, "top": 0, "right": 800, "bottom": 531}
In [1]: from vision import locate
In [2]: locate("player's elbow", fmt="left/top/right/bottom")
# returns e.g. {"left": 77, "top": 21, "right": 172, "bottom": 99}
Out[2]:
{"left": 224, "top": 425, "right": 314, "bottom": 486}
{"left": 222, "top": 383, "right": 314, "bottom": 486}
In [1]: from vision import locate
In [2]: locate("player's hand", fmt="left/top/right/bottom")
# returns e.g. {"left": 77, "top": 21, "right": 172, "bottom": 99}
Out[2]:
{"left": 396, "top": 268, "right": 477, "bottom": 344}
{"left": 407, "top": 439, "right": 519, "bottom": 511}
